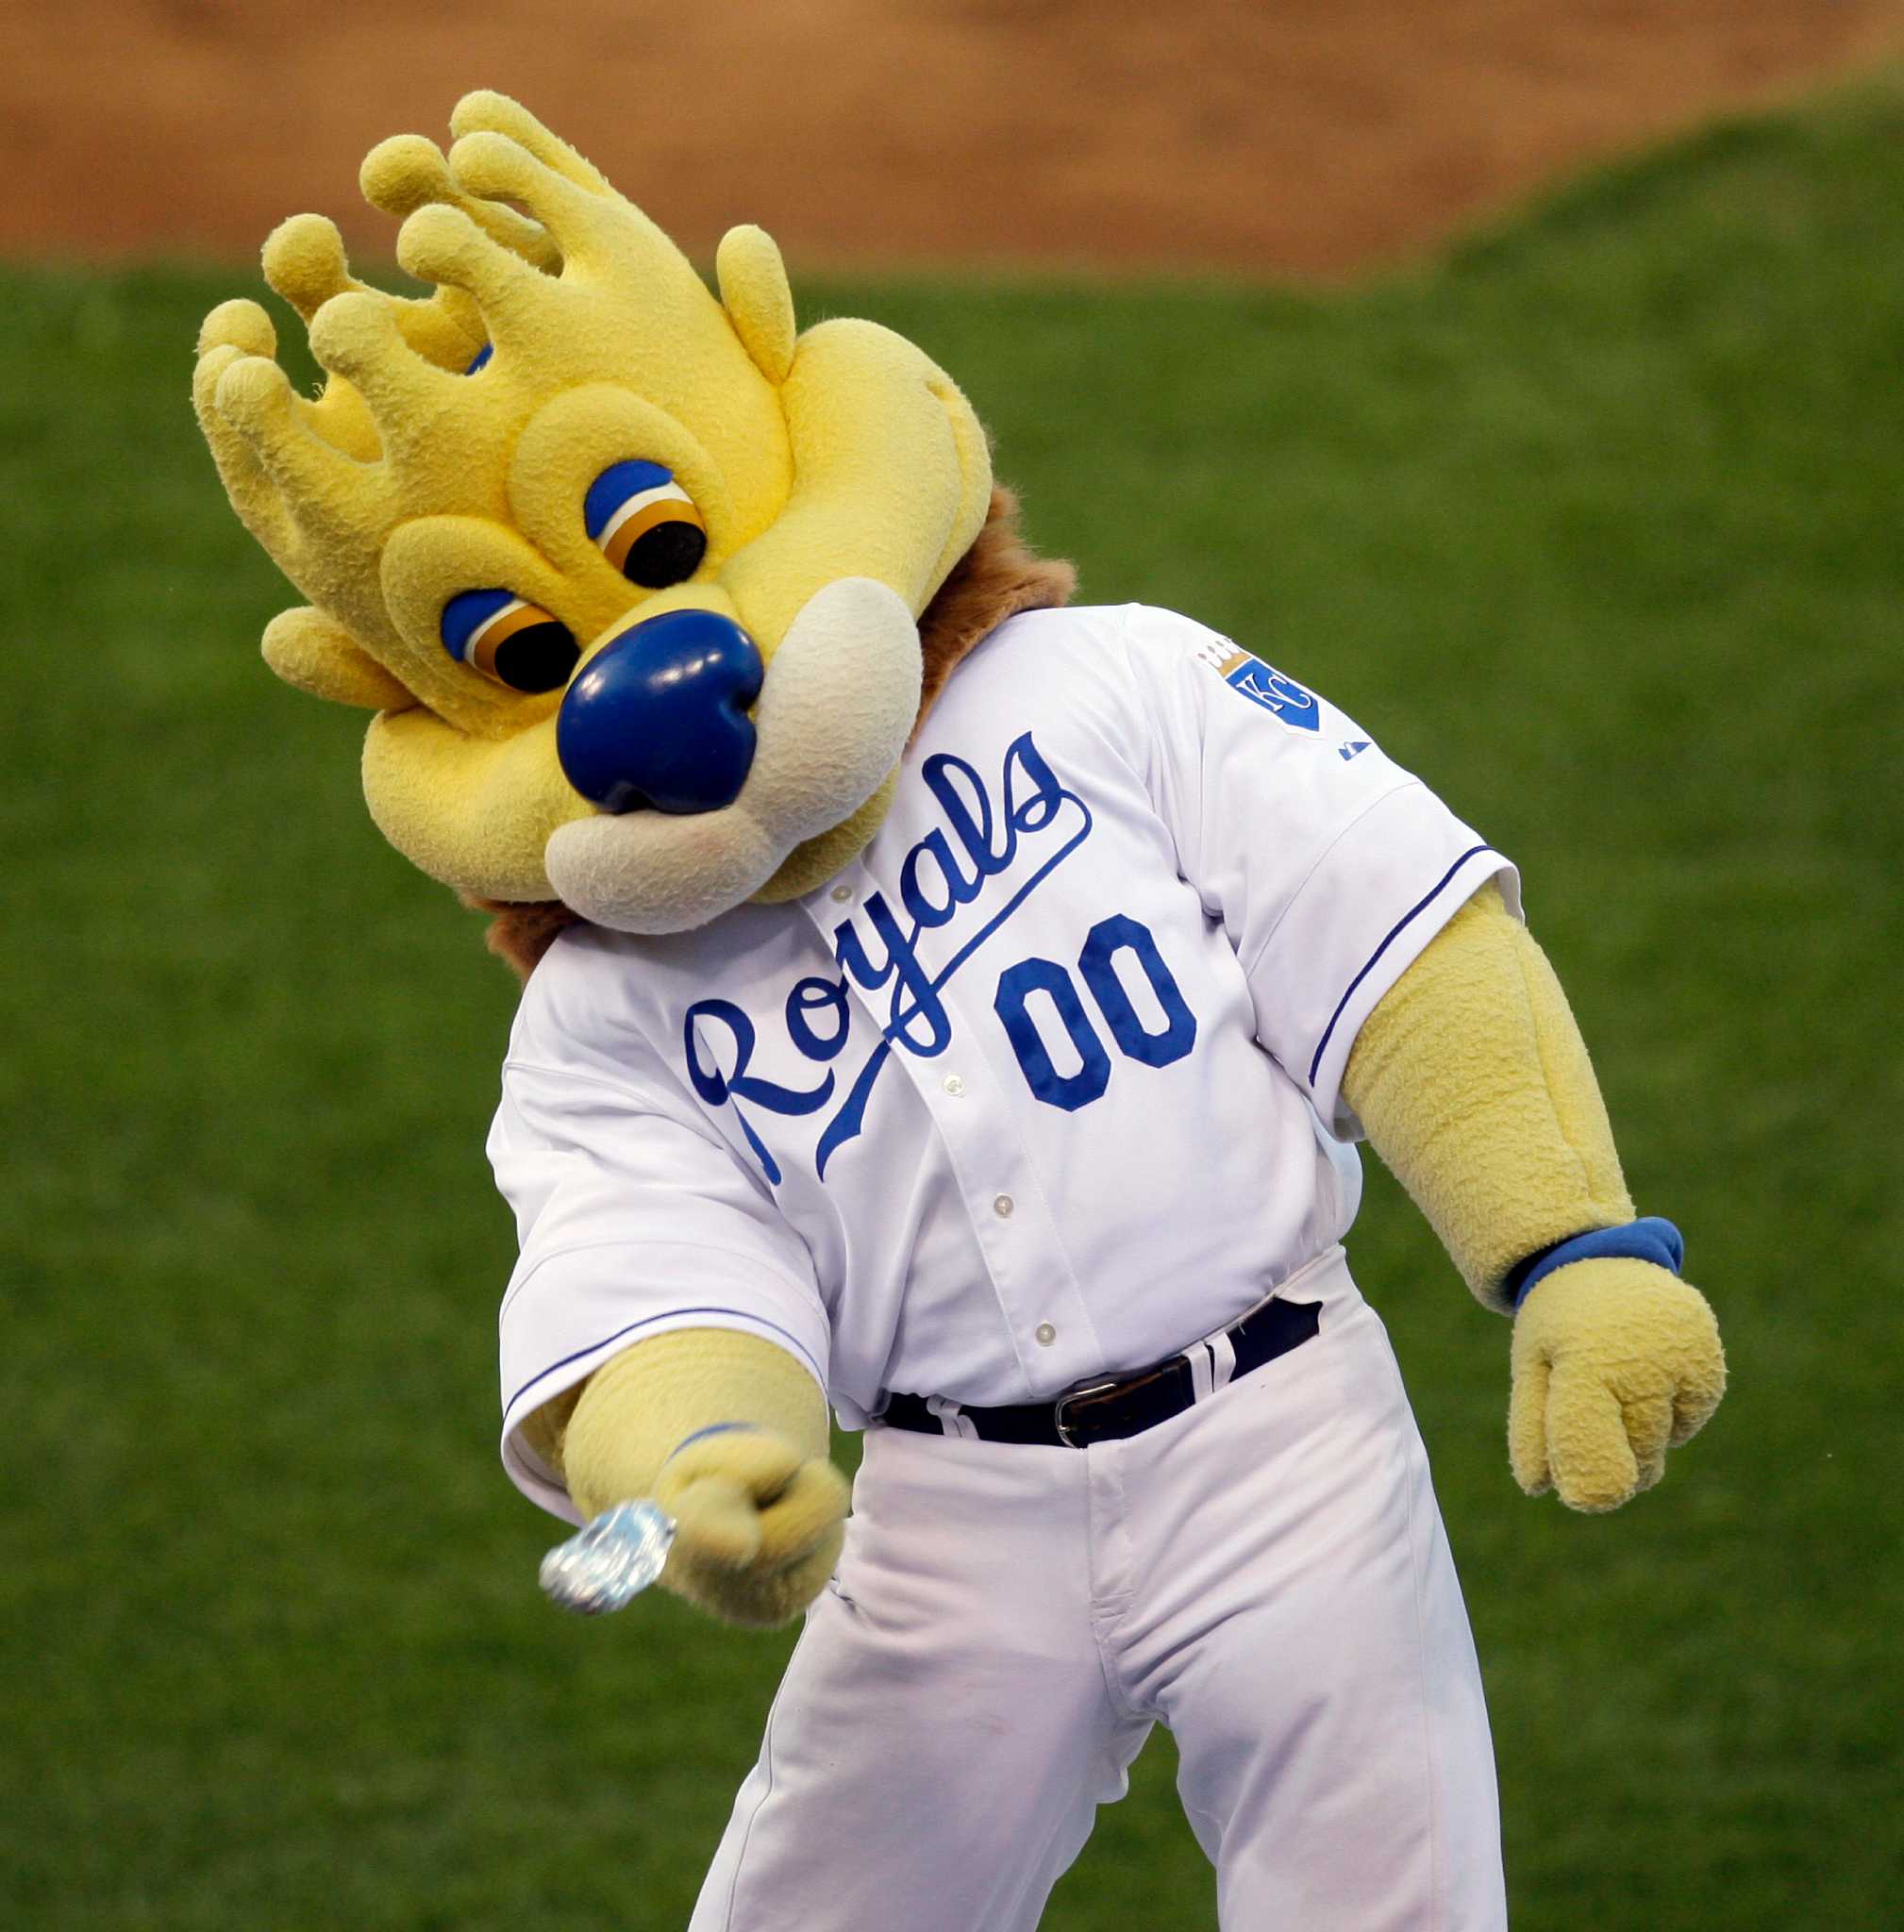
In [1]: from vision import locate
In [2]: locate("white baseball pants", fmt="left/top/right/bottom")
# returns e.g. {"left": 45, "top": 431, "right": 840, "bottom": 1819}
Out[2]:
{"left": 689, "top": 1251, "right": 1507, "bottom": 1930}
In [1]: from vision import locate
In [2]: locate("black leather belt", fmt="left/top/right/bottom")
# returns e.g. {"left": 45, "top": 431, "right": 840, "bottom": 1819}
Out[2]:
{"left": 879, "top": 1295, "right": 1323, "bottom": 1449}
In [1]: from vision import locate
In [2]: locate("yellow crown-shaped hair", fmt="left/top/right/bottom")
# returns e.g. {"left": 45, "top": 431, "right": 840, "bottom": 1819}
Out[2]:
{"left": 195, "top": 93, "right": 796, "bottom": 734}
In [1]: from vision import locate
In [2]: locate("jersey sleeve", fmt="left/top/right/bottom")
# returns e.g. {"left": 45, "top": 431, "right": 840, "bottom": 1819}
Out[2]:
{"left": 1116, "top": 604, "right": 1520, "bottom": 1138}
{"left": 489, "top": 955, "right": 830, "bottom": 1524}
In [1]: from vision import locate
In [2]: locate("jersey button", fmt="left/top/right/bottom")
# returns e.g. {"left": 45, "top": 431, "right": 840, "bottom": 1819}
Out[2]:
{"left": 1034, "top": 1322, "right": 1057, "bottom": 1346}
{"left": 830, "top": 883, "right": 854, "bottom": 903}
{"left": 993, "top": 1194, "right": 1014, "bottom": 1219}
{"left": 943, "top": 1074, "right": 966, "bottom": 1097}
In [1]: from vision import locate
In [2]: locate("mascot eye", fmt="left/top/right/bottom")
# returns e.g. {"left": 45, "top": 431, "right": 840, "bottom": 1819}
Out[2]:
{"left": 440, "top": 589, "right": 581, "bottom": 694}
{"left": 585, "top": 459, "right": 708, "bottom": 589}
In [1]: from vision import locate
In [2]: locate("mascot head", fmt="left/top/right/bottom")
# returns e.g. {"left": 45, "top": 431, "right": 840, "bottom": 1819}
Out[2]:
{"left": 193, "top": 92, "right": 1068, "bottom": 957}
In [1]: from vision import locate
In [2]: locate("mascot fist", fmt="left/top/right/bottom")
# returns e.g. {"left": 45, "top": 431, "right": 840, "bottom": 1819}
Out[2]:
{"left": 529, "top": 1326, "right": 849, "bottom": 1628}
{"left": 652, "top": 1426, "right": 849, "bottom": 1626}
{"left": 1507, "top": 1257, "right": 1726, "bottom": 1511}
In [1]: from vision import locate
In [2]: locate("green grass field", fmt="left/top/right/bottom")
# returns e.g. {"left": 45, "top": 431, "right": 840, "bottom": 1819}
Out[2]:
{"left": 5, "top": 75, "right": 1902, "bottom": 1931}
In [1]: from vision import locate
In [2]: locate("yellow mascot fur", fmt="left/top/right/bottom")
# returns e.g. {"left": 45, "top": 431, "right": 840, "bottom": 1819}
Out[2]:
{"left": 195, "top": 92, "right": 1724, "bottom": 1927}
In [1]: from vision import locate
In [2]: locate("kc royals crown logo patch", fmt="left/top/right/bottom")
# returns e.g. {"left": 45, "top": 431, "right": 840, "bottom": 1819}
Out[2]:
{"left": 1194, "top": 639, "right": 1321, "bottom": 731}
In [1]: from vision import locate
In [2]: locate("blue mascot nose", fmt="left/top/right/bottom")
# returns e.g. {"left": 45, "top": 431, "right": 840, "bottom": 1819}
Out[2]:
{"left": 557, "top": 608, "right": 765, "bottom": 815}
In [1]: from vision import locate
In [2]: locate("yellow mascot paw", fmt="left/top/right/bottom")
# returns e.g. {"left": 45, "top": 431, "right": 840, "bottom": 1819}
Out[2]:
{"left": 652, "top": 1427, "right": 850, "bottom": 1628}
{"left": 1508, "top": 1257, "right": 1726, "bottom": 1511}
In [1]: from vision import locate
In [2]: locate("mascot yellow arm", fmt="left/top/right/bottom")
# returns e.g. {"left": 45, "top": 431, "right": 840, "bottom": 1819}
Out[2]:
{"left": 522, "top": 1330, "right": 847, "bottom": 1628}
{"left": 1342, "top": 883, "right": 1725, "bottom": 1510}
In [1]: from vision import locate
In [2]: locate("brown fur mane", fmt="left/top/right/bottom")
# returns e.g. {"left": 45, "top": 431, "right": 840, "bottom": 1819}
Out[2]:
{"left": 474, "top": 485, "right": 1075, "bottom": 980}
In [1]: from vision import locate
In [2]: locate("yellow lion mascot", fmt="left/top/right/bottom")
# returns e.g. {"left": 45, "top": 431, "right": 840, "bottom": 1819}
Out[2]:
{"left": 195, "top": 93, "right": 1723, "bottom": 1931}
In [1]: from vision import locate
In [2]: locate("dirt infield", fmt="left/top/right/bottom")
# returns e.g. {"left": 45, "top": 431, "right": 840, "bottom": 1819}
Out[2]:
{"left": 7, "top": 1, "right": 1903, "bottom": 275}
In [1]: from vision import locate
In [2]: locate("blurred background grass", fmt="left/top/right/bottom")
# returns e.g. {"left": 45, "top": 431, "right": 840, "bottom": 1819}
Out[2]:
{"left": 4, "top": 75, "right": 1902, "bottom": 1932}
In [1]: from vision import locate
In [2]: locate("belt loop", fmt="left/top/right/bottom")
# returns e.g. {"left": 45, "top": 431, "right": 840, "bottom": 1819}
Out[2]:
{"left": 1208, "top": 1329, "right": 1237, "bottom": 1389}
{"left": 926, "top": 1394, "right": 979, "bottom": 1441}
{"left": 1187, "top": 1341, "right": 1216, "bottom": 1403}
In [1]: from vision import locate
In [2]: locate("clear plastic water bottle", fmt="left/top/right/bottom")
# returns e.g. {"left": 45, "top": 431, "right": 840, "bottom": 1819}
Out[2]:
{"left": 540, "top": 1499, "right": 678, "bottom": 1615}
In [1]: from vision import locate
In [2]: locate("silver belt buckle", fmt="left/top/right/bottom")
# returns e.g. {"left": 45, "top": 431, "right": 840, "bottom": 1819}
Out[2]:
{"left": 1053, "top": 1375, "right": 1127, "bottom": 1448}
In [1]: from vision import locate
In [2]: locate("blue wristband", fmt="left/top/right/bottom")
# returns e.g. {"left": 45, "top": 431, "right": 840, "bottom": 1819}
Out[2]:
{"left": 1507, "top": 1216, "right": 1685, "bottom": 1308}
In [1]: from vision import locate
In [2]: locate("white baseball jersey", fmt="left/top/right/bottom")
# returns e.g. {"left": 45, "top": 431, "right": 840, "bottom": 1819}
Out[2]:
{"left": 491, "top": 601, "right": 1517, "bottom": 1520}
